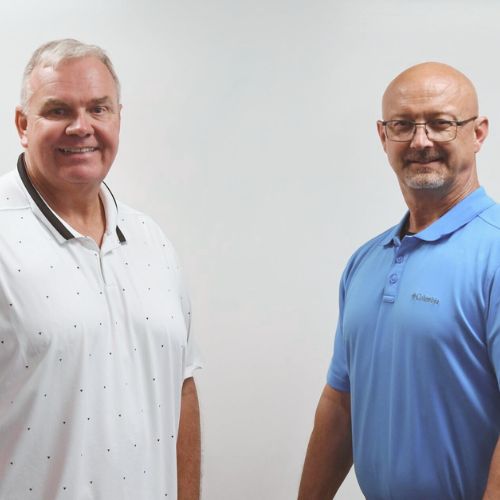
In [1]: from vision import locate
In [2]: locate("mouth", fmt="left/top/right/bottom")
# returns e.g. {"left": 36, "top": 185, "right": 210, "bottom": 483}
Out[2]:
{"left": 405, "top": 157, "right": 442, "bottom": 166}
{"left": 410, "top": 159, "right": 440, "bottom": 164}
{"left": 404, "top": 149, "right": 444, "bottom": 166}
{"left": 58, "top": 147, "right": 98, "bottom": 154}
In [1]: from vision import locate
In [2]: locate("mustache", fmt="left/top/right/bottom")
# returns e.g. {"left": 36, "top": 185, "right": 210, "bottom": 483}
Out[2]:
{"left": 404, "top": 150, "right": 443, "bottom": 164}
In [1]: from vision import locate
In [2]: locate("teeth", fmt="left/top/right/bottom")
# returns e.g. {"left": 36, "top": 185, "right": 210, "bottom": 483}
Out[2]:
{"left": 59, "top": 147, "right": 96, "bottom": 153}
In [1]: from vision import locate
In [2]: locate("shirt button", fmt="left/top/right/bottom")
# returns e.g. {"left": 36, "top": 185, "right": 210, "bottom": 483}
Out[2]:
{"left": 396, "top": 256, "right": 404, "bottom": 263}
{"left": 389, "top": 274, "right": 398, "bottom": 284}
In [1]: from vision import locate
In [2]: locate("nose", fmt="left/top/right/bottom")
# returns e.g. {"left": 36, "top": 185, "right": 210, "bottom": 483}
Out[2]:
{"left": 409, "top": 123, "right": 433, "bottom": 148}
{"left": 66, "top": 111, "right": 93, "bottom": 137}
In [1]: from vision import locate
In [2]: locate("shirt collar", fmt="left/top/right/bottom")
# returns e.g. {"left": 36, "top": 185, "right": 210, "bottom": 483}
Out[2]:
{"left": 382, "top": 187, "right": 496, "bottom": 246}
{"left": 17, "top": 153, "right": 126, "bottom": 245}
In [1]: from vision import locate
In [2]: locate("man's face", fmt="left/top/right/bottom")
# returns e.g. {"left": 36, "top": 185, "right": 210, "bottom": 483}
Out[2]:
{"left": 15, "top": 56, "right": 121, "bottom": 191}
{"left": 377, "top": 73, "right": 487, "bottom": 194}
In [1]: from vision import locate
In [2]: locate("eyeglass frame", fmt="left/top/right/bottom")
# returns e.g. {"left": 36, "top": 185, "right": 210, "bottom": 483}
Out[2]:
{"left": 379, "top": 116, "right": 477, "bottom": 143}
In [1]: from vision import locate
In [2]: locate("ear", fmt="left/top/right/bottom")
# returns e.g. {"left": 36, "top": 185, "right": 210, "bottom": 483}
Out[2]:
{"left": 15, "top": 106, "right": 29, "bottom": 148}
{"left": 377, "top": 120, "right": 388, "bottom": 153}
{"left": 473, "top": 116, "right": 488, "bottom": 153}
{"left": 118, "top": 103, "right": 122, "bottom": 130}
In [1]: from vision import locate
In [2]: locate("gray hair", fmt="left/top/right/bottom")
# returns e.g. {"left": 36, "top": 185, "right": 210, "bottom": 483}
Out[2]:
{"left": 21, "top": 38, "right": 121, "bottom": 111}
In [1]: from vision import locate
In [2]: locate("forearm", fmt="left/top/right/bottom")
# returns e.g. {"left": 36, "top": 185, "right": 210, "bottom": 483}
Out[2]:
{"left": 483, "top": 437, "right": 500, "bottom": 500}
{"left": 298, "top": 385, "right": 353, "bottom": 500}
{"left": 177, "top": 377, "right": 201, "bottom": 500}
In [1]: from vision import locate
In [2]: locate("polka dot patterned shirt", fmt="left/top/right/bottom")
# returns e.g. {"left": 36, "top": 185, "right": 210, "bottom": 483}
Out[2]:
{"left": 0, "top": 156, "right": 202, "bottom": 499}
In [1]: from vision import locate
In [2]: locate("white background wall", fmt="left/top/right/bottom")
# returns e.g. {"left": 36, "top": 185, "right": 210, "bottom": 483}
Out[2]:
{"left": 2, "top": 1, "right": 500, "bottom": 499}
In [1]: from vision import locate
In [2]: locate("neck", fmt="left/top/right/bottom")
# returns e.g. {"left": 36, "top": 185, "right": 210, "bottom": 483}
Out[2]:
{"left": 401, "top": 178, "right": 479, "bottom": 233}
{"left": 24, "top": 160, "right": 106, "bottom": 247}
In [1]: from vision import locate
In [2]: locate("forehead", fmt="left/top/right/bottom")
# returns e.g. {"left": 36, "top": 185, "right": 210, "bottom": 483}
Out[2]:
{"left": 383, "top": 74, "right": 471, "bottom": 119}
{"left": 28, "top": 57, "right": 118, "bottom": 105}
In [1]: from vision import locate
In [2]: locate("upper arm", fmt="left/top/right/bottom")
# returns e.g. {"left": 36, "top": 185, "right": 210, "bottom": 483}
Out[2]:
{"left": 317, "top": 384, "right": 351, "bottom": 423}
{"left": 487, "top": 266, "right": 500, "bottom": 387}
{"left": 327, "top": 268, "right": 351, "bottom": 392}
{"left": 181, "top": 376, "right": 197, "bottom": 399}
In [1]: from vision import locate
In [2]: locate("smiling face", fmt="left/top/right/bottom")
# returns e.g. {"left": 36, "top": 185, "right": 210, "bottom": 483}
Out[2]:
{"left": 377, "top": 63, "right": 488, "bottom": 197}
{"left": 15, "top": 56, "right": 121, "bottom": 194}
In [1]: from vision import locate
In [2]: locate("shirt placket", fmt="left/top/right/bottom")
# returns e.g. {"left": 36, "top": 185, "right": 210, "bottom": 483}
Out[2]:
{"left": 383, "top": 236, "right": 420, "bottom": 303}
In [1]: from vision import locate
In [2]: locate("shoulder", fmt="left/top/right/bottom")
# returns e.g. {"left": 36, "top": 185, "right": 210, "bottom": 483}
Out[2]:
{"left": 478, "top": 203, "right": 500, "bottom": 231}
{"left": 0, "top": 170, "right": 30, "bottom": 210}
{"left": 460, "top": 203, "right": 500, "bottom": 260}
{"left": 117, "top": 201, "right": 162, "bottom": 233}
{"left": 338, "top": 225, "right": 397, "bottom": 290}
{"left": 345, "top": 226, "right": 395, "bottom": 272}
{"left": 116, "top": 201, "right": 179, "bottom": 256}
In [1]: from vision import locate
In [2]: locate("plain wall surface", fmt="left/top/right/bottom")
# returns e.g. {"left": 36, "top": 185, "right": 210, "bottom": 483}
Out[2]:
{"left": 2, "top": 2, "right": 500, "bottom": 499}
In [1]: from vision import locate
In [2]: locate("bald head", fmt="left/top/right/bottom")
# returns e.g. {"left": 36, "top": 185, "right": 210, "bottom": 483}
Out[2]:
{"left": 382, "top": 62, "right": 478, "bottom": 120}
{"left": 377, "top": 61, "right": 488, "bottom": 200}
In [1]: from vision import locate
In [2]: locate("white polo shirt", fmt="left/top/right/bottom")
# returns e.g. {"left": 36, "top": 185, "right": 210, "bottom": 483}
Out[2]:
{"left": 0, "top": 155, "right": 202, "bottom": 500}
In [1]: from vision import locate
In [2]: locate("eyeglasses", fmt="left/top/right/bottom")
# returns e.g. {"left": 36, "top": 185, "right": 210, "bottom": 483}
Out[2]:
{"left": 380, "top": 116, "right": 477, "bottom": 142}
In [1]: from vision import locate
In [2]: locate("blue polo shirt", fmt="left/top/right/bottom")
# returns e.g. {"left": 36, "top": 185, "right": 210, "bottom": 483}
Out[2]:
{"left": 328, "top": 187, "right": 500, "bottom": 500}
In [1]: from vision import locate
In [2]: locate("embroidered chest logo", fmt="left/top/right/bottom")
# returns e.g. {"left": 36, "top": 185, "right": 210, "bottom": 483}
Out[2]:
{"left": 411, "top": 292, "right": 440, "bottom": 305}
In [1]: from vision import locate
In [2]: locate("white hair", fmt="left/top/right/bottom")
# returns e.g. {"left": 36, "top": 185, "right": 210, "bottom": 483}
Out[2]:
{"left": 21, "top": 38, "right": 121, "bottom": 111}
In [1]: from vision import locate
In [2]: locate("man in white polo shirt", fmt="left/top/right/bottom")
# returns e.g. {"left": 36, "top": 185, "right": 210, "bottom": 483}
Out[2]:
{"left": 0, "top": 39, "right": 202, "bottom": 499}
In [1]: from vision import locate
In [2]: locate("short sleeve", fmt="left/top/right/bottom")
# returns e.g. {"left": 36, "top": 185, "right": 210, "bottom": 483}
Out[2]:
{"left": 179, "top": 278, "right": 203, "bottom": 379}
{"left": 486, "top": 266, "right": 500, "bottom": 389}
{"left": 157, "top": 226, "right": 203, "bottom": 380}
{"left": 326, "top": 268, "right": 350, "bottom": 392}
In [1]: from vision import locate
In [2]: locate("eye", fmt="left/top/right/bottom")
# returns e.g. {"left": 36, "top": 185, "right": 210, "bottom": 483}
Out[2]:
{"left": 47, "top": 107, "right": 68, "bottom": 117}
{"left": 428, "top": 119, "right": 453, "bottom": 131}
{"left": 388, "top": 120, "right": 414, "bottom": 132}
{"left": 91, "top": 105, "right": 108, "bottom": 114}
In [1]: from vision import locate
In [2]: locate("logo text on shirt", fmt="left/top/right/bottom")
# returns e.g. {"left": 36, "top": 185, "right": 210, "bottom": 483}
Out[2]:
{"left": 411, "top": 292, "right": 440, "bottom": 305}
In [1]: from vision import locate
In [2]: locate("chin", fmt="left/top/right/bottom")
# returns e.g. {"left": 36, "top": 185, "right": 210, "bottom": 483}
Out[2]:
{"left": 404, "top": 174, "right": 447, "bottom": 190}
{"left": 60, "top": 165, "right": 109, "bottom": 185}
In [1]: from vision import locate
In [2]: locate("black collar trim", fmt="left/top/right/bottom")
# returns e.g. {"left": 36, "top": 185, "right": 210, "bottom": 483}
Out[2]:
{"left": 18, "top": 154, "right": 74, "bottom": 240}
{"left": 103, "top": 181, "right": 126, "bottom": 243}
{"left": 17, "top": 153, "right": 126, "bottom": 243}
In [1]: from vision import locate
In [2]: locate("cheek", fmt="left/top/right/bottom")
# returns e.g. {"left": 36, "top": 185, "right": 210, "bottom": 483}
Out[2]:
{"left": 104, "top": 127, "right": 120, "bottom": 152}
{"left": 385, "top": 145, "right": 405, "bottom": 165}
{"left": 28, "top": 123, "right": 60, "bottom": 146}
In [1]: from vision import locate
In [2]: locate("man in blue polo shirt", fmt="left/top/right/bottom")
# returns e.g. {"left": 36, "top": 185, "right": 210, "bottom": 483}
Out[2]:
{"left": 298, "top": 62, "right": 500, "bottom": 500}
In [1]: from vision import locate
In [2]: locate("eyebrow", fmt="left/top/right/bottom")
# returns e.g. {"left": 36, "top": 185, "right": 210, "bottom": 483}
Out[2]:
{"left": 392, "top": 108, "right": 458, "bottom": 119}
{"left": 88, "top": 97, "right": 118, "bottom": 112}
{"left": 89, "top": 97, "right": 115, "bottom": 107}
{"left": 40, "top": 96, "right": 116, "bottom": 111}
{"left": 39, "top": 98, "right": 68, "bottom": 110}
